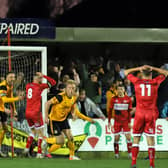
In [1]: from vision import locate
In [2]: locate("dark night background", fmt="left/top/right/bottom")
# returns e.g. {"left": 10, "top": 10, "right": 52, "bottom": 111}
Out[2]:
{"left": 0, "top": 0, "right": 167, "bottom": 28}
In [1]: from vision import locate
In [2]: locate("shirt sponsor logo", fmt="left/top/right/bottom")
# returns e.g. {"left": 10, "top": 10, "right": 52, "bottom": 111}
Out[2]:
{"left": 114, "top": 103, "right": 129, "bottom": 110}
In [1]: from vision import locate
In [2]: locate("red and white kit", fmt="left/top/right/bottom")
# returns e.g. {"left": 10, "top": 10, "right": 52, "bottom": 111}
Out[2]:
{"left": 26, "top": 75, "right": 56, "bottom": 129}
{"left": 127, "top": 74, "right": 165, "bottom": 136}
{"left": 109, "top": 95, "right": 132, "bottom": 134}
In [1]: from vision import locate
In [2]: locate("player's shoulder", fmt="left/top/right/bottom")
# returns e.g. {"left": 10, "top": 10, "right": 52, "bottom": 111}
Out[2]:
{"left": 112, "top": 96, "right": 118, "bottom": 100}
{"left": 72, "top": 95, "right": 78, "bottom": 102}
{"left": 153, "top": 74, "right": 165, "bottom": 80}
{"left": 124, "top": 95, "right": 132, "bottom": 101}
{"left": 127, "top": 73, "right": 135, "bottom": 78}
{"left": 52, "top": 92, "right": 64, "bottom": 103}
{"left": 26, "top": 83, "right": 33, "bottom": 87}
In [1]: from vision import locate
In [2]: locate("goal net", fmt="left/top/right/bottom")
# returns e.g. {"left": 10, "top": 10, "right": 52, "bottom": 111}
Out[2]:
{"left": 0, "top": 46, "right": 47, "bottom": 157}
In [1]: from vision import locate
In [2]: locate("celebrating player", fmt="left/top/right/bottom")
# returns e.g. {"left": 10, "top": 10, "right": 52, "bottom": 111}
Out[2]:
{"left": 108, "top": 84, "right": 132, "bottom": 159}
{"left": 0, "top": 71, "right": 24, "bottom": 157}
{"left": 45, "top": 79, "right": 95, "bottom": 160}
{"left": 124, "top": 65, "right": 167, "bottom": 168}
{"left": 23, "top": 72, "right": 56, "bottom": 158}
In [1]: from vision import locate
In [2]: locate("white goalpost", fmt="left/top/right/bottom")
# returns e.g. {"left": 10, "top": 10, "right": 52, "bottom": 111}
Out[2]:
{"left": 0, "top": 46, "right": 47, "bottom": 156}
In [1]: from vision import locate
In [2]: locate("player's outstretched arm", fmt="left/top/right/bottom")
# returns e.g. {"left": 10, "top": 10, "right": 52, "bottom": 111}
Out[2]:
{"left": 45, "top": 100, "right": 52, "bottom": 124}
{"left": 2, "top": 95, "right": 24, "bottom": 103}
{"left": 74, "top": 104, "right": 95, "bottom": 123}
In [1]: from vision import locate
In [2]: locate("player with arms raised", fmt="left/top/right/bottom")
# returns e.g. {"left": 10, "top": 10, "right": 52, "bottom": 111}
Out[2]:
{"left": 124, "top": 65, "right": 167, "bottom": 168}
{"left": 108, "top": 84, "right": 132, "bottom": 159}
{"left": 23, "top": 72, "right": 56, "bottom": 158}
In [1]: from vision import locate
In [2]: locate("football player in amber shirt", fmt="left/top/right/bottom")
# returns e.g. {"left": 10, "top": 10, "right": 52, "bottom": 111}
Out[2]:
{"left": 0, "top": 71, "right": 24, "bottom": 157}
{"left": 45, "top": 79, "right": 94, "bottom": 160}
{"left": 124, "top": 65, "right": 167, "bottom": 168}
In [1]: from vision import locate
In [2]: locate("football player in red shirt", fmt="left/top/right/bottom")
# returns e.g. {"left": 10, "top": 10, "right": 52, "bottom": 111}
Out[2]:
{"left": 108, "top": 84, "right": 132, "bottom": 159}
{"left": 24, "top": 72, "right": 56, "bottom": 158}
{"left": 124, "top": 65, "right": 167, "bottom": 168}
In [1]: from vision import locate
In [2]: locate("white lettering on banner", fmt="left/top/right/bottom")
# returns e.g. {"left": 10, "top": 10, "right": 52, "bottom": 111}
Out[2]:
{"left": 114, "top": 103, "right": 129, "bottom": 110}
{"left": 0, "top": 23, "right": 39, "bottom": 35}
{"left": 69, "top": 119, "right": 168, "bottom": 151}
{"left": 30, "top": 23, "right": 39, "bottom": 35}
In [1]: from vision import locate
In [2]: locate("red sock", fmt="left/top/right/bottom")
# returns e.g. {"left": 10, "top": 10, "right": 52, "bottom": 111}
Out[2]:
{"left": 127, "top": 141, "right": 132, "bottom": 154}
{"left": 37, "top": 137, "right": 43, "bottom": 154}
{"left": 114, "top": 142, "right": 119, "bottom": 154}
{"left": 26, "top": 135, "right": 34, "bottom": 149}
{"left": 132, "top": 145, "right": 139, "bottom": 166}
{"left": 148, "top": 147, "right": 155, "bottom": 167}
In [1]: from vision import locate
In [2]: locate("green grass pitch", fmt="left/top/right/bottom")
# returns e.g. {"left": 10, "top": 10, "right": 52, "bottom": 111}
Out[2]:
{"left": 0, "top": 158, "right": 168, "bottom": 168}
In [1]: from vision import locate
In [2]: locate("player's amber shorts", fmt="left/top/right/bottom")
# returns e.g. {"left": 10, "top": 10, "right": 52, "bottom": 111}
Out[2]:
{"left": 114, "top": 120, "right": 131, "bottom": 134}
{"left": 26, "top": 113, "right": 44, "bottom": 129}
{"left": 133, "top": 110, "right": 156, "bottom": 136}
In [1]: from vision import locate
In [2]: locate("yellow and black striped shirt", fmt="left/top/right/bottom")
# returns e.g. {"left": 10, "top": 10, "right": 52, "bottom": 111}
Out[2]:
{"left": 0, "top": 80, "right": 19, "bottom": 112}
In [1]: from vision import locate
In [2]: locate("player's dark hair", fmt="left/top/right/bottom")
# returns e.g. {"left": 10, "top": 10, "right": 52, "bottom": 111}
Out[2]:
{"left": 117, "top": 84, "right": 125, "bottom": 90}
{"left": 142, "top": 68, "right": 152, "bottom": 77}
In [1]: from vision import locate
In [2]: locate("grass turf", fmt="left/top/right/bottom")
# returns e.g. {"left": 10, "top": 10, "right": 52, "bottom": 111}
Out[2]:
{"left": 0, "top": 158, "right": 168, "bottom": 168}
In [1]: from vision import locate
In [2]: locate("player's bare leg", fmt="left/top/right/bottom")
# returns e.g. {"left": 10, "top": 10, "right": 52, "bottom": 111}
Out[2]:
{"left": 35, "top": 127, "right": 44, "bottom": 158}
{"left": 63, "top": 129, "right": 80, "bottom": 160}
{"left": 45, "top": 133, "right": 65, "bottom": 145}
{"left": 125, "top": 133, "right": 132, "bottom": 159}
{"left": 131, "top": 136, "right": 141, "bottom": 168}
{"left": 114, "top": 134, "right": 120, "bottom": 159}
{"left": 44, "top": 133, "right": 64, "bottom": 157}
{"left": 146, "top": 135, "right": 155, "bottom": 168}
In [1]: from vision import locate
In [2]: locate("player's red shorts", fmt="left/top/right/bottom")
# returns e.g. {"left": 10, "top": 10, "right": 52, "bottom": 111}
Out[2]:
{"left": 26, "top": 112, "right": 44, "bottom": 129}
{"left": 133, "top": 110, "right": 156, "bottom": 136}
{"left": 114, "top": 120, "right": 131, "bottom": 134}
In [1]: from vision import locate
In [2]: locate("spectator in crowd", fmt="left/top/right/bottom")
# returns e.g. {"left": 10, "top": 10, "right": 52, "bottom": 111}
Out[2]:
{"left": 47, "top": 64, "right": 63, "bottom": 84}
{"left": 84, "top": 73, "right": 102, "bottom": 105}
{"left": 15, "top": 87, "right": 26, "bottom": 123}
{"left": 69, "top": 67, "right": 80, "bottom": 86}
{"left": 124, "top": 78, "right": 134, "bottom": 97}
{"left": 14, "top": 72, "right": 26, "bottom": 91}
{"left": 115, "top": 79, "right": 123, "bottom": 87}
{"left": 124, "top": 78, "right": 135, "bottom": 105}
{"left": 106, "top": 83, "right": 117, "bottom": 117}
{"left": 77, "top": 89, "right": 106, "bottom": 119}
{"left": 157, "top": 68, "right": 168, "bottom": 118}
{"left": 114, "top": 63, "right": 125, "bottom": 81}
